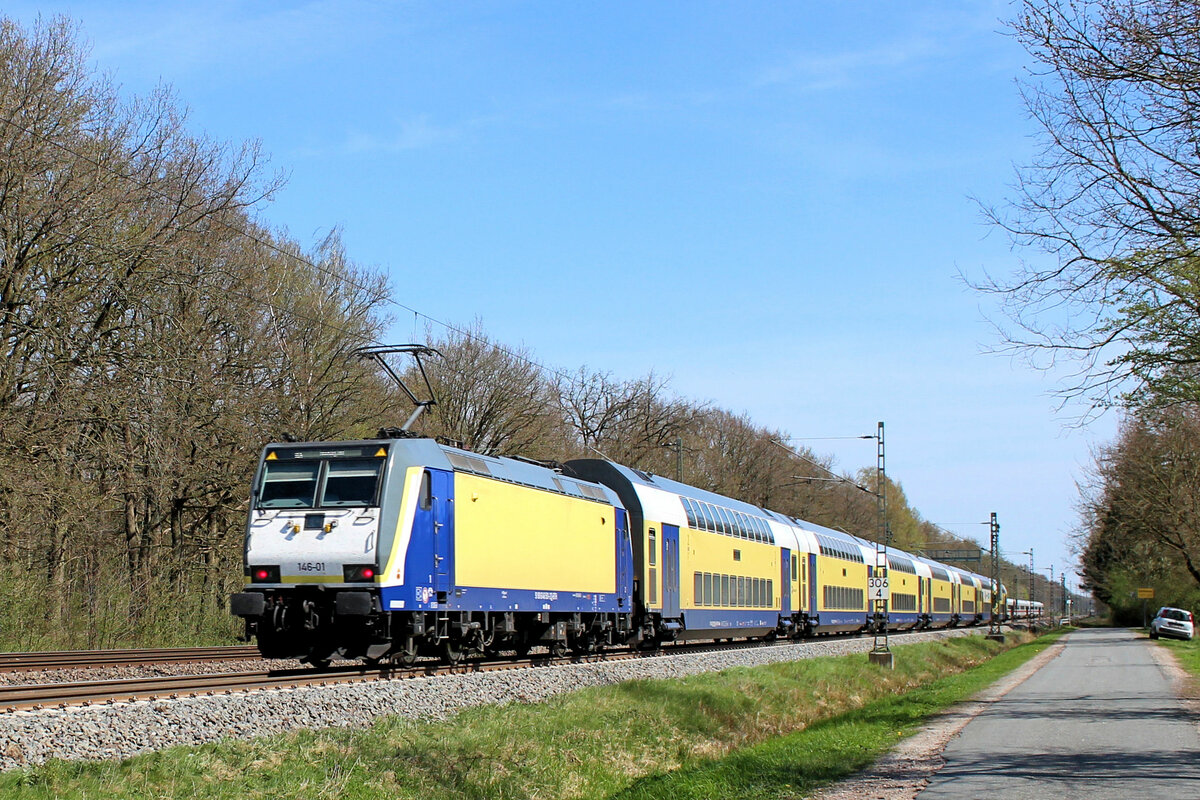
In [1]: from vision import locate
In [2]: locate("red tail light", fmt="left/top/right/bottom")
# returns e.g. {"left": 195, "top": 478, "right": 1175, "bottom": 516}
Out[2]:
{"left": 342, "top": 564, "right": 378, "bottom": 583}
{"left": 250, "top": 565, "right": 280, "bottom": 583}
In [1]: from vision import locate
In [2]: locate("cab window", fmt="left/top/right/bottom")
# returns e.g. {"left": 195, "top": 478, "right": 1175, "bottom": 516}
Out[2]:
{"left": 321, "top": 459, "right": 384, "bottom": 507}
{"left": 258, "top": 462, "right": 320, "bottom": 508}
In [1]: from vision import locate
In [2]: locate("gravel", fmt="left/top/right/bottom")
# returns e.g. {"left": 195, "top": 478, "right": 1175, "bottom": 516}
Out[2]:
{"left": 0, "top": 628, "right": 980, "bottom": 770}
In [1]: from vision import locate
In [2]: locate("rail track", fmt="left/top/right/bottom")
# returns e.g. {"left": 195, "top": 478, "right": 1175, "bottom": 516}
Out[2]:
{"left": 0, "top": 645, "right": 262, "bottom": 672}
{"left": 0, "top": 648, "right": 639, "bottom": 711}
{"left": 0, "top": 627, "right": 993, "bottom": 712}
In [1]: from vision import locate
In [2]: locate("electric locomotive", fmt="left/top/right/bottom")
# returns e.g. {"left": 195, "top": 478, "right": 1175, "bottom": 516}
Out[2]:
{"left": 230, "top": 436, "right": 634, "bottom": 665}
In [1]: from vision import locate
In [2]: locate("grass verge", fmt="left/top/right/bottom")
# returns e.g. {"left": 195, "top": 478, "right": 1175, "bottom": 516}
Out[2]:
{"left": 0, "top": 632, "right": 1063, "bottom": 800}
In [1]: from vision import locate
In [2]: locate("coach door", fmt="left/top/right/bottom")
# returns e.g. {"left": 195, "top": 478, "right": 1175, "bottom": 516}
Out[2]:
{"left": 661, "top": 524, "right": 680, "bottom": 618}
{"left": 780, "top": 548, "right": 792, "bottom": 616}
{"left": 808, "top": 553, "right": 819, "bottom": 613}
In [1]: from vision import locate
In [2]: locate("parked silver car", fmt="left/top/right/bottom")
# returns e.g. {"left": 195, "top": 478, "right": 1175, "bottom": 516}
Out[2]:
{"left": 1150, "top": 607, "right": 1194, "bottom": 641}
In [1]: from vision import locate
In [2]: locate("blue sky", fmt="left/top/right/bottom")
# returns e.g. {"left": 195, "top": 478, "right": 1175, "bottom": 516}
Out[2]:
{"left": 11, "top": 2, "right": 1110, "bottom": 593}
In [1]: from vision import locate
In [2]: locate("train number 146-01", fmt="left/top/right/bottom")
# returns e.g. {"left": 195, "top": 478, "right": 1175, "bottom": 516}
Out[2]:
{"left": 296, "top": 562, "right": 326, "bottom": 573}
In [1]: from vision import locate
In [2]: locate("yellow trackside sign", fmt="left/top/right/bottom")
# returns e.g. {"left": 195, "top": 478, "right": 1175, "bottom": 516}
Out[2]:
{"left": 1138, "top": 587, "right": 1155, "bottom": 599}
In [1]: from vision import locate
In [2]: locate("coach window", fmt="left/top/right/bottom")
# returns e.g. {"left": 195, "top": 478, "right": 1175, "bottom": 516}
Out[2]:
{"left": 791, "top": 554, "right": 798, "bottom": 582}
{"left": 684, "top": 498, "right": 698, "bottom": 528}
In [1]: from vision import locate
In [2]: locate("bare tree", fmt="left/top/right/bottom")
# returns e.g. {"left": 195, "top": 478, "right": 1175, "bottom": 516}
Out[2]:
{"left": 979, "top": 0, "right": 1200, "bottom": 412}
{"left": 412, "top": 322, "right": 563, "bottom": 457}
{"left": 556, "top": 366, "right": 697, "bottom": 469}
{"left": 0, "top": 16, "right": 396, "bottom": 647}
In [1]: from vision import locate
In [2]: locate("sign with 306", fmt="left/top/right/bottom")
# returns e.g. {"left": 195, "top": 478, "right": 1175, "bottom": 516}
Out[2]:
{"left": 868, "top": 576, "right": 890, "bottom": 600}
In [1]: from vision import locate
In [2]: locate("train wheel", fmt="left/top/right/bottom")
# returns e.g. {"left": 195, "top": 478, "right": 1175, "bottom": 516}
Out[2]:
{"left": 443, "top": 639, "right": 464, "bottom": 664}
{"left": 397, "top": 639, "right": 419, "bottom": 666}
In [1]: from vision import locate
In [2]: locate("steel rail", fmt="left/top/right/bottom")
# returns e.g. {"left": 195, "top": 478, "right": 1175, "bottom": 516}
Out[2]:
{"left": 0, "top": 646, "right": 263, "bottom": 672}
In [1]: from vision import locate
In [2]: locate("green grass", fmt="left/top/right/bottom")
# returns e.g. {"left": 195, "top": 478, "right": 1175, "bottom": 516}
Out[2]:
{"left": 0, "top": 632, "right": 1063, "bottom": 800}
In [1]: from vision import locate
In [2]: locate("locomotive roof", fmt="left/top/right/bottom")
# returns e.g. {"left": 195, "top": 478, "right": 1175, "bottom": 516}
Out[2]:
{"left": 260, "top": 438, "right": 624, "bottom": 508}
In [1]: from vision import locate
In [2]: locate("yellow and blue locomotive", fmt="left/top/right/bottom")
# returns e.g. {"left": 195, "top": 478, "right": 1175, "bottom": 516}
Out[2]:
{"left": 231, "top": 438, "right": 634, "bottom": 665}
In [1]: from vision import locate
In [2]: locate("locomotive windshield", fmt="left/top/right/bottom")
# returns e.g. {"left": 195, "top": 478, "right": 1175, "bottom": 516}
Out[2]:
{"left": 256, "top": 454, "right": 385, "bottom": 509}
{"left": 258, "top": 462, "right": 320, "bottom": 508}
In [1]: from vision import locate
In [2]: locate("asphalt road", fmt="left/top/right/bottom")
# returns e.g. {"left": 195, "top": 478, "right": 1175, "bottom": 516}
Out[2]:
{"left": 918, "top": 628, "right": 1200, "bottom": 799}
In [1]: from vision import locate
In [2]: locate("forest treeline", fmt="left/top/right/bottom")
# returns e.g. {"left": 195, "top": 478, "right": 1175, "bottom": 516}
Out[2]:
{"left": 0, "top": 17, "right": 1018, "bottom": 650}
{"left": 989, "top": 1, "right": 1200, "bottom": 623}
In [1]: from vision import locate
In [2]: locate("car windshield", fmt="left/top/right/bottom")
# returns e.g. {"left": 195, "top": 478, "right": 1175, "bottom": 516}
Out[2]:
{"left": 1162, "top": 609, "right": 1190, "bottom": 621}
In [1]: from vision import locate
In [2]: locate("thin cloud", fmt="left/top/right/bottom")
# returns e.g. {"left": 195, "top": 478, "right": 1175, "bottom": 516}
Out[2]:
{"left": 755, "top": 36, "right": 943, "bottom": 92}
{"left": 291, "top": 114, "right": 464, "bottom": 159}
